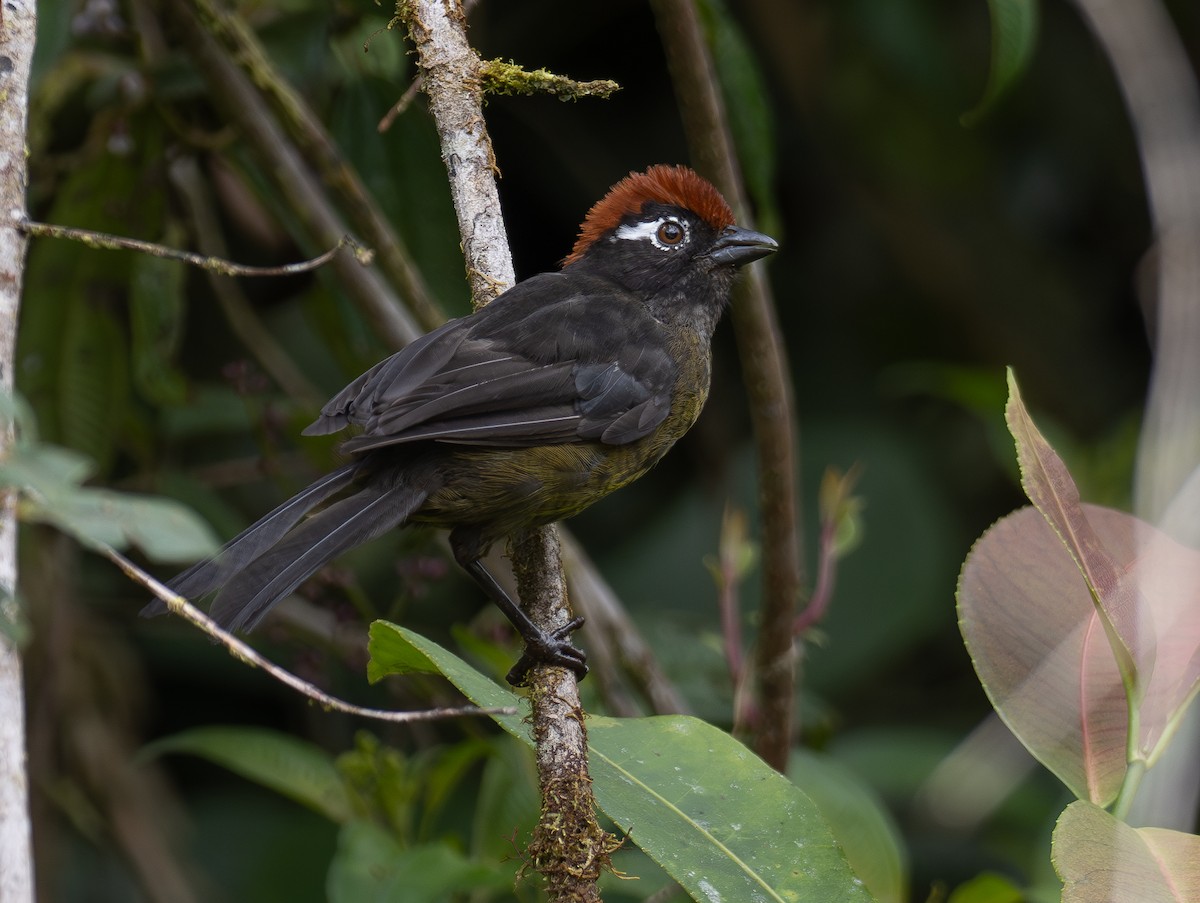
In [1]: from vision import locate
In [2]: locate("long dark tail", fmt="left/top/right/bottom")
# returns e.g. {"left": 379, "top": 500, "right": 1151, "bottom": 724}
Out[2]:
{"left": 143, "top": 464, "right": 427, "bottom": 632}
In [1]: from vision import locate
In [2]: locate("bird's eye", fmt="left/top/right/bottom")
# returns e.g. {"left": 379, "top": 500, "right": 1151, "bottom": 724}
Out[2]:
{"left": 656, "top": 219, "right": 686, "bottom": 246}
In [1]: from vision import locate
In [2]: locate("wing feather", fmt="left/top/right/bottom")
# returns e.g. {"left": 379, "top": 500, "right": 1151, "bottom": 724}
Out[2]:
{"left": 306, "top": 273, "right": 678, "bottom": 451}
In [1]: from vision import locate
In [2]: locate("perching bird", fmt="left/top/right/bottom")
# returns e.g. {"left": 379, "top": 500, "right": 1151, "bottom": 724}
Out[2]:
{"left": 146, "top": 165, "right": 777, "bottom": 683}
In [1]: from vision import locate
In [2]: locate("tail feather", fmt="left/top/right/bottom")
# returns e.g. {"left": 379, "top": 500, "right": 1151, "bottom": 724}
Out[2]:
{"left": 142, "top": 464, "right": 359, "bottom": 618}
{"left": 209, "top": 483, "right": 426, "bottom": 633}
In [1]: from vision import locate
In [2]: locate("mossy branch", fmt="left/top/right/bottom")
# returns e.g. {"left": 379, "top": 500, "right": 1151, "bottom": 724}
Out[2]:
{"left": 480, "top": 59, "right": 621, "bottom": 101}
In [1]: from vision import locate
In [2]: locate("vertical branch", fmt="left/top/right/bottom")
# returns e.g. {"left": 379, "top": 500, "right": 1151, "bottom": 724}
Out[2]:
{"left": 402, "top": 1, "right": 514, "bottom": 306}
{"left": 1070, "top": 0, "right": 1200, "bottom": 831}
{"left": 650, "top": 0, "right": 803, "bottom": 771}
{"left": 0, "top": 0, "right": 38, "bottom": 899}
{"left": 400, "top": 2, "right": 611, "bottom": 898}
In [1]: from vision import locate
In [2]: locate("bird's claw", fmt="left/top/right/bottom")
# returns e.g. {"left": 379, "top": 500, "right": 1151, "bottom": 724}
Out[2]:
{"left": 506, "top": 616, "right": 588, "bottom": 686}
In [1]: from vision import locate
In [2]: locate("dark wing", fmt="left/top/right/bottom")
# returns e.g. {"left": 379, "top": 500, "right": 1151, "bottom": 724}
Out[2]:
{"left": 303, "top": 273, "right": 677, "bottom": 452}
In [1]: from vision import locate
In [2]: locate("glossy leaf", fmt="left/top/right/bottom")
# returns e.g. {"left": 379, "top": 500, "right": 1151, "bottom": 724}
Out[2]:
{"left": 368, "top": 623, "right": 876, "bottom": 903}
{"left": 1053, "top": 800, "right": 1200, "bottom": 902}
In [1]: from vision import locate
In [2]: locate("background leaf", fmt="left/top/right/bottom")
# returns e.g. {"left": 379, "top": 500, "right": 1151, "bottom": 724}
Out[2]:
{"left": 0, "top": 436, "right": 219, "bottom": 562}
{"left": 144, "top": 726, "right": 355, "bottom": 824}
{"left": 326, "top": 821, "right": 514, "bottom": 903}
{"left": 1005, "top": 370, "right": 1150, "bottom": 688}
{"left": 1053, "top": 800, "right": 1200, "bottom": 903}
{"left": 959, "top": 504, "right": 1129, "bottom": 804}
{"left": 962, "top": 0, "right": 1040, "bottom": 126}
{"left": 789, "top": 748, "right": 907, "bottom": 903}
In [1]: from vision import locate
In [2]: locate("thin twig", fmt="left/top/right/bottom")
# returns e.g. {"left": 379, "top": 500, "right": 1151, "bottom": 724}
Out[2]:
{"left": 166, "top": 155, "right": 324, "bottom": 406}
{"left": 17, "top": 219, "right": 370, "bottom": 278}
{"left": 378, "top": 78, "right": 425, "bottom": 132}
{"left": 106, "top": 545, "right": 515, "bottom": 723}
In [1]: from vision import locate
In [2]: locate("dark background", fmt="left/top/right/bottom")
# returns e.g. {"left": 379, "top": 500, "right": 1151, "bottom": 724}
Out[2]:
{"left": 17, "top": 0, "right": 1197, "bottom": 899}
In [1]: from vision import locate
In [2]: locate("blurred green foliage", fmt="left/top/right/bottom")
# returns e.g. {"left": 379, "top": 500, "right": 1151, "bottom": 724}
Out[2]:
{"left": 16, "top": 0, "right": 1195, "bottom": 899}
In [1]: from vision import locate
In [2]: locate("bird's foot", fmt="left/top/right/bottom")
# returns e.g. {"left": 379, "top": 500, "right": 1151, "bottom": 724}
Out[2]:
{"left": 506, "top": 616, "right": 588, "bottom": 687}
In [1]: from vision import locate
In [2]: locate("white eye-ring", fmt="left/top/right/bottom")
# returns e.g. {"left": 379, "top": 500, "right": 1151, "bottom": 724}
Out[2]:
{"left": 614, "top": 216, "right": 690, "bottom": 251}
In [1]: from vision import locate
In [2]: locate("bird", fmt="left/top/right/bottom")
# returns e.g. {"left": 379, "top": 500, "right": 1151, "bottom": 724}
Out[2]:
{"left": 145, "top": 164, "right": 777, "bottom": 684}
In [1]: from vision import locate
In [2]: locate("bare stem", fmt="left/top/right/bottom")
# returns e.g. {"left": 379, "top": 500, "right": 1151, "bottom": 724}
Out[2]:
{"left": 0, "top": 1, "right": 40, "bottom": 898}
{"left": 650, "top": 0, "right": 803, "bottom": 771}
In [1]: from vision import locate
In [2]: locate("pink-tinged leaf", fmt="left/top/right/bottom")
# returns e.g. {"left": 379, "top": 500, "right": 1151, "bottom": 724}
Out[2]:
{"left": 959, "top": 505, "right": 1129, "bottom": 804}
{"left": 1101, "top": 513, "right": 1200, "bottom": 758}
{"left": 960, "top": 502, "right": 1200, "bottom": 804}
{"left": 1053, "top": 800, "right": 1200, "bottom": 902}
{"left": 1004, "top": 370, "right": 1154, "bottom": 691}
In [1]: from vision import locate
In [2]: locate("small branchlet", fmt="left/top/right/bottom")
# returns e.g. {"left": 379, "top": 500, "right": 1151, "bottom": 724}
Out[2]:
{"left": 14, "top": 218, "right": 372, "bottom": 275}
{"left": 480, "top": 59, "right": 621, "bottom": 102}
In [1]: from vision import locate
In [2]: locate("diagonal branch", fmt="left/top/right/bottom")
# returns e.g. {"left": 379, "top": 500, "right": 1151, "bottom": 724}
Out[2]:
{"left": 189, "top": 0, "right": 446, "bottom": 332}
{"left": 169, "top": 0, "right": 425, "bottom": 350}
{"left": 108, "top": 546, "right": 514, "bottom": 724}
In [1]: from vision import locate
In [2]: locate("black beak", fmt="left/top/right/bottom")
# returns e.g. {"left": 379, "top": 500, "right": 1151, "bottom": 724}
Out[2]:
{"left": 707, "top": 225, "right": 778, "bottom": 267}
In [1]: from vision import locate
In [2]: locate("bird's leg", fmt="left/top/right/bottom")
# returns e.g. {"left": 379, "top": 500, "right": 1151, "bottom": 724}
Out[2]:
{"left": 458, "top": 557, "right": 588, "bottom": 685}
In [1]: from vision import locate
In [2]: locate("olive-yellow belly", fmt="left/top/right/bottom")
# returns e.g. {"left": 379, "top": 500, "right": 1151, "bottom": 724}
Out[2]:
{"left": 411, "top": 338, "right": 711, "bottom": 543}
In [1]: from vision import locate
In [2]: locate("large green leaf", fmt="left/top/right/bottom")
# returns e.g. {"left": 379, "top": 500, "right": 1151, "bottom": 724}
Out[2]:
{"left": 368, "top": 623, "right": 876, "bottom": 903}
{"left": 1052, "top": 800, "right": 1200, "bottom": 902}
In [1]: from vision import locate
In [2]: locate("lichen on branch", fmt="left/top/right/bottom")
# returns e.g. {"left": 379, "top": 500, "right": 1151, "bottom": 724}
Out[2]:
{"left": 480, "top": 59, "right": 621, "bottom": 102}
